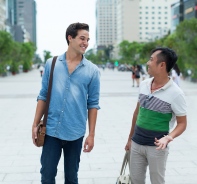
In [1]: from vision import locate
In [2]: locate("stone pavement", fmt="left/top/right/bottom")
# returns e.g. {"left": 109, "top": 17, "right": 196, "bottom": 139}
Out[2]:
{"left": 0, "top": 68, "right": 197, "bottom": 184}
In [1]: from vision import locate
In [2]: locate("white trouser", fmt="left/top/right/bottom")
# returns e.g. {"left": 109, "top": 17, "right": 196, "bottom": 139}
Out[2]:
{"left": 129, "top": 141, "right": 169, "bottom": 184}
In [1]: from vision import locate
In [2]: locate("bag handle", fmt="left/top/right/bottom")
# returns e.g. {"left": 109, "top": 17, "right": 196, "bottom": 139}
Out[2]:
{"left": 120, "top": 151, "right": 129, "bottom": 175}
{"left": 43, "top": 56, "right": 57, "bottom": 127}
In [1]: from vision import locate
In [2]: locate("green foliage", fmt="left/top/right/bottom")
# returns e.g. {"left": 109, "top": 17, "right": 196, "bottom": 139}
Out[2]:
{"left": 43, "top": 50, "right": 52, "bottom": 63}
{"left": 0, "top": 31, "right": 13, "bottom": 63}
{"left": 118, "top": 41, "right": 144, "bottom": 64}
{"left": 21, "top": 42, "right": 35, "bottom": 72}
{"left": 0, "top": 30, "right": 36, "bottom": 75}
{"left": 10, "top": 60, "right": 19, "bottom": 73}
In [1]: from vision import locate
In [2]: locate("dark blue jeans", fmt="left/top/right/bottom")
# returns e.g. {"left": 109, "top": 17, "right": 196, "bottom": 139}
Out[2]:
{"left": 40, "top": 135, "right": 83, "bottom": 184}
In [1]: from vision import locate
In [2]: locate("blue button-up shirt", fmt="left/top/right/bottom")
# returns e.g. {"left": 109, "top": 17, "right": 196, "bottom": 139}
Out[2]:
{"left": 37, "top": 53, "right": 100, "bottom": 141}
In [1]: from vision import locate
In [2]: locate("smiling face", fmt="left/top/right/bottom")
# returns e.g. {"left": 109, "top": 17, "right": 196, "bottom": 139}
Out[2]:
{"left": 68, "top": 29, "right": 89, "bottom": 55}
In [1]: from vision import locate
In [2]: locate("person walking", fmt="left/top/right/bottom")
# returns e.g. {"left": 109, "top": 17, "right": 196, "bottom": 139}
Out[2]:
{"left": 32, "top": 22, "right": 100, "bottom": 184}
{"left": 125, "top": 47, "right": 187, "bottom": 184}
{"left": 39, "top": 65, "right": 44, "bottom": 77}
{"left": 131, "top": 65, "right": 136, "bottom": 87}
{"left": 134, "top": 65, "right": 141, "bottom": 87}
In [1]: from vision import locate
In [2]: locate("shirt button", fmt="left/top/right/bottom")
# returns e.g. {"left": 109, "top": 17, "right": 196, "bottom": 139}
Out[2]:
{"left": 59, "top": 122, "right": 60, "bottom": 124}
{"left": 62, "top": 111, "right": 63, "bottom": 112}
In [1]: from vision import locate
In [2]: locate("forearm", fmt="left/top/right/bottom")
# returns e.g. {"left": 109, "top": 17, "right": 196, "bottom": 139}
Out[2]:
{"left": 169, "top": 116, "right": 187, "bottom": 139}
{"left": 128, "top": 103, "right": 139, "bottom": 141}
{"left": 32, "top": 100, "right": 46, "bottom": 128}
{"left": 87, "top": 108, "right": 98, "bottom": 137}
{"left": 128, "top": 113, "right": 137, "bottom": 141}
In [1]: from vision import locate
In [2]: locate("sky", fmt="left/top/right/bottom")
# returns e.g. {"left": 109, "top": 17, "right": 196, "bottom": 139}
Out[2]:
{"left": 35, "top": 0, "right": 179, "bottom": 59}
{"left": 35, "top": 0, "right": 97, "bottom": 58}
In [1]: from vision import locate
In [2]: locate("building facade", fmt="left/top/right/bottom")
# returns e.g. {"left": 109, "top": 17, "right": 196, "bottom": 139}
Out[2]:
{"left": 15, "top": 0, "right": 37, "bottom": 44}
{"left": 184, "top": 0, "right": 197, "bottom": 19}
{"left": 0, "top": 0, "right": 6, "bottom": 30}
{"left": 96, "top": 0, "right": 117, "bottom": 48}
{"left": 116, "top": 0, "right": 139, "bottom": 44}
{"left": 171, "top": 0, "right": 197, "bottom": 32}
{"left": 96, "top": 0, "right": 173, "bottom": 47}
{"left": 5, "top": 0, "right": 36, "bottom": 45}
{"left": 139, "top": 0, "right": 172, "bottom": 42}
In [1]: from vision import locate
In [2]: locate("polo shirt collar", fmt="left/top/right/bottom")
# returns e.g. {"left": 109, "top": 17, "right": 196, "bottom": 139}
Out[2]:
{"left": 147, "top": 77, "right": 173, "bottom": 91}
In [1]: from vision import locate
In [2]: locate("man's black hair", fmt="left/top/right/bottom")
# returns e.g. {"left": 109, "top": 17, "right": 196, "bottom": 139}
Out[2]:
{"left": 65, "top": 22, "right": 89, "bottom": 45}
{"left": 151, "top": 47, "right": 178, "bottom": 73}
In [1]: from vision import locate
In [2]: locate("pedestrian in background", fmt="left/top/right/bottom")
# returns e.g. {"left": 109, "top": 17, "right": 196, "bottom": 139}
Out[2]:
{"left": 32, "top": 22, "right": 100, "bottom": 184}
{"left": 134, "top": 65, "right": 141, "bottom": 87}
{"left": 39, "top": 65, "right": 44, "bottom": 77}
{"left": 131, "top": 65, "right": 136, "bottom": 87}
{"left": 125, "top": 47, "right": 187, "bottom": 184}
{"left": 171, "top": 63, "right": 181, "bottom": 86}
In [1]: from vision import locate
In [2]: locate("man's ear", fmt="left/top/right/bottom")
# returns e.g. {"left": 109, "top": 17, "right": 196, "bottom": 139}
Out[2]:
{"left": 160, "top": 61, "right": 166, "bottom": 69}
{"left": 68, "top": 35, "right": 72, "bottom": 43}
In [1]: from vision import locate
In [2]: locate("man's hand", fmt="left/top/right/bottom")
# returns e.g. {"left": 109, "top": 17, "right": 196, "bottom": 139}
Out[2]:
{"left": 154, "top": 135, "right": 173, "bottom": 150}
{"left": 83, "top": 135, "right": 94, "bottom": 152}
{"left": 125, "top": 140, "right": 132, "bottom": 151}
{"left": 32, "top": 125, "right": 38, "bottom": 146}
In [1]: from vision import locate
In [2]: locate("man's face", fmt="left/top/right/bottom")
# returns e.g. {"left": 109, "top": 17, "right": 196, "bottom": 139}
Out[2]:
{"left": 147, "top": 50, "right": 162, "bottom": 76}
{"left": 68, "top": 29, "right": 89, "bottom": 54}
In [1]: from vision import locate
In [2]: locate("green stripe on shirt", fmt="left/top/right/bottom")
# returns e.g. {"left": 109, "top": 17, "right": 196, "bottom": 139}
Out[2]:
{"left": 136, "top": 107, "right": 172, "bottom": 132}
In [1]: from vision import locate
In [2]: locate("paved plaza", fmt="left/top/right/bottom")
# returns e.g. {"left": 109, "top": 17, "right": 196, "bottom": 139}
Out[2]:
{"left": 0, "top": 68, "right": 197, "bottom": 184}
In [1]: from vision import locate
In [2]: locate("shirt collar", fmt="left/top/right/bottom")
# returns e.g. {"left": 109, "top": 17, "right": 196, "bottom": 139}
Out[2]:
{"left": 58, "top": 53, "right": 87, "bottom": 66}
{"left": 147, "top": 77, "right": 173, "bottom": 91}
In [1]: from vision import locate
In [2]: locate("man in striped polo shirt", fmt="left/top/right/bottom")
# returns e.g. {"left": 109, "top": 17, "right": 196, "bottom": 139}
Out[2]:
{"left": 125, "top": 47, "right": 187, "bottom": 184}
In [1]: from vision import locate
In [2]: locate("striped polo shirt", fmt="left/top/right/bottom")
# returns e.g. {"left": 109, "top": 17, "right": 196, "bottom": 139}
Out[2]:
{"left": 132, "top": 77, "right": 187, "bottom": 146}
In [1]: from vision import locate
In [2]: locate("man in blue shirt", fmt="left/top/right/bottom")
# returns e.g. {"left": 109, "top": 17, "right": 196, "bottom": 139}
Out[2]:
{"left": 32, "top": 22, "right": 100, "bottom": 184}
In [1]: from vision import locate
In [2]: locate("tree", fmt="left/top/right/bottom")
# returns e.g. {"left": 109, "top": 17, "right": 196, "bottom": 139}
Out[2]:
{"left": 0, "top": 31, "right": 13, "bottom": 75}
{"left": 43, "top": 50, "right": 52, "bottom": 63}
{"left": 118, "top": 41, "right": 144, "bottom": 64}
{"left": 174, "top": 18, "right": 197, "bottom": 79}
{"left": 21, "top": 42, "right": 36, "bottom": 72}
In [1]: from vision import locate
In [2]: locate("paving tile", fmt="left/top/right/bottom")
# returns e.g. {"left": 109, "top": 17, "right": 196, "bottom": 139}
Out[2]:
{"left": 0, "top": 69, "right": 197, "bottom": 183}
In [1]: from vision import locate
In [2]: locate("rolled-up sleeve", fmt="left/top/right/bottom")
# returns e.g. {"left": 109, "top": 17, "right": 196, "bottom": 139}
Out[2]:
{"left": 37, "top": 59, "right": 51, "bottom": 101}
{"left": 87, "top": 68, "right": 100, "bottom": 110}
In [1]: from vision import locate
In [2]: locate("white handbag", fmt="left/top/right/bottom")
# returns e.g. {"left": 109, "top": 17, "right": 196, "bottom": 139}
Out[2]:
{"left": 116, "top": 151, "right": 131, "bottom": 184}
